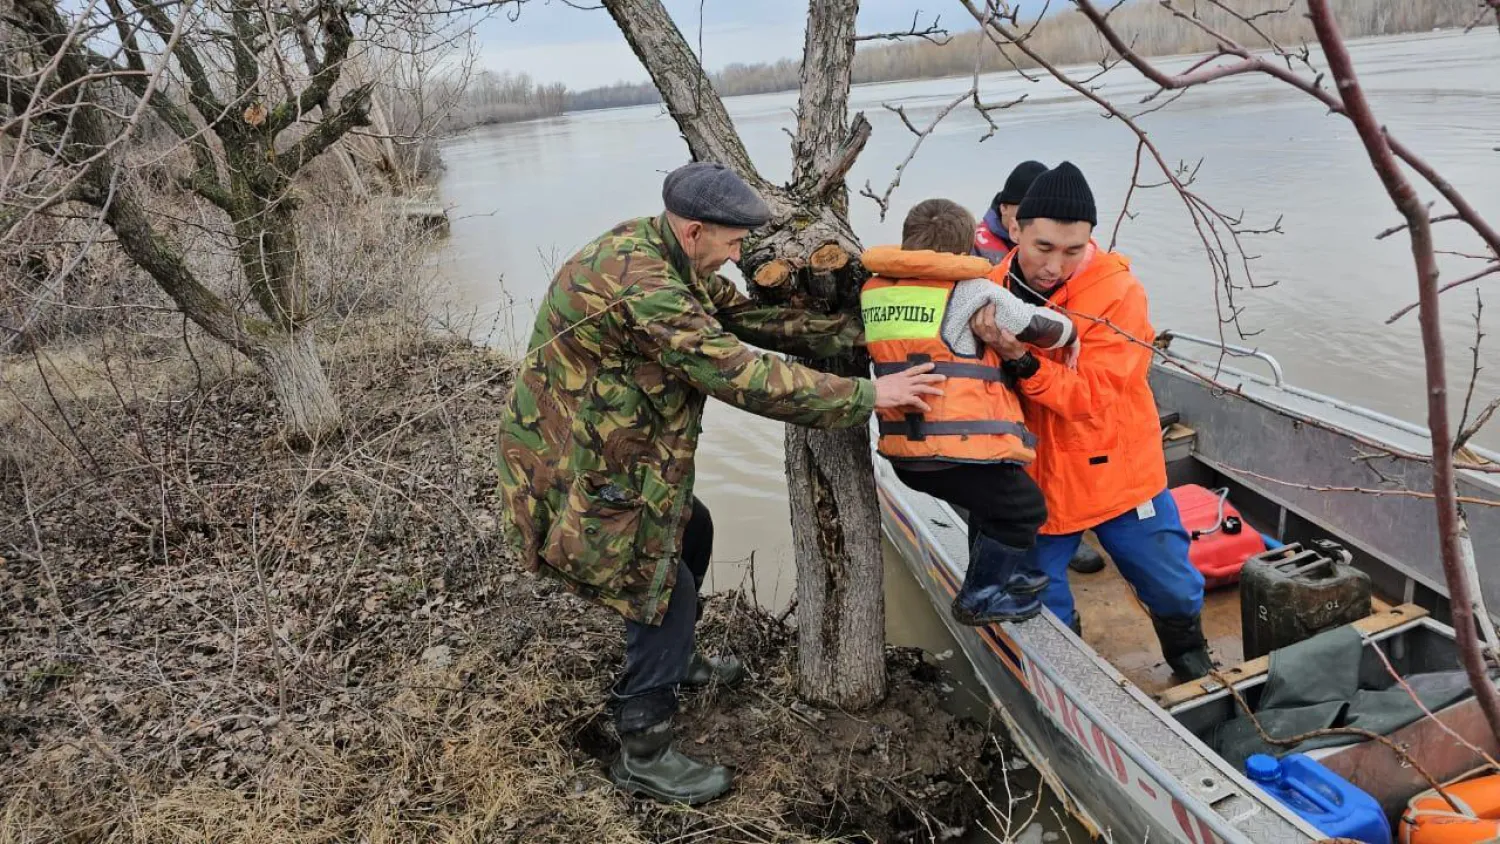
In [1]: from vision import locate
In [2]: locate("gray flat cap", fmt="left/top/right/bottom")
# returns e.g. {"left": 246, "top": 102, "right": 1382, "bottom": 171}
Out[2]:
{"left": 662, "top": 161, "right": 771, "bottom": 229}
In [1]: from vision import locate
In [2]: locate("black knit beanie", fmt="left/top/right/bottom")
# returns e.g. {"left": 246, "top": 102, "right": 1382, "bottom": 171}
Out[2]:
{"left": 995, "top": 160, "right": 1048, "bottom": 209}
{"left": 1017, "top": 161, "right": 1097, "bottom": 227}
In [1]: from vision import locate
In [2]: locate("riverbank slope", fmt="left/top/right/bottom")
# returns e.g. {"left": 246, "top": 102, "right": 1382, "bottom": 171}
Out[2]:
{"left": 0, "top": 334, "right": 1016, "bottom": 842}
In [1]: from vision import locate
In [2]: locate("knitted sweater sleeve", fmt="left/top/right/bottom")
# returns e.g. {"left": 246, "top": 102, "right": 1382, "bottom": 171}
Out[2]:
{"left": 942, "top": 279, "right": 1076, "bottom": 357}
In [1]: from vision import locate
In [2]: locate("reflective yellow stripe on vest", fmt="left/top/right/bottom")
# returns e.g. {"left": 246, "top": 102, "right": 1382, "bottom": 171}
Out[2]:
{"left": 861, "top": 284, "right": 948, "bottom": 342}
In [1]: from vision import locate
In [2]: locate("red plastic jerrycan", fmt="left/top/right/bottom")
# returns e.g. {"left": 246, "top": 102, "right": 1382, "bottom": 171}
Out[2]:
{"left": 1169, "top": 484, "right": 1265, "bottom": 590}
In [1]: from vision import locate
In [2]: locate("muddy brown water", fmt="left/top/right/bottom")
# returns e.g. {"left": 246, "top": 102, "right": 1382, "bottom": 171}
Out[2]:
{"left": 432, "top": 30, "right": 1500, "bottom": 840}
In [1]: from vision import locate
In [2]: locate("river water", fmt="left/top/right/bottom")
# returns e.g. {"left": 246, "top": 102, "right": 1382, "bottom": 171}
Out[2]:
{"left": 432, "top": 28, "right": 1499, "bottom": 840}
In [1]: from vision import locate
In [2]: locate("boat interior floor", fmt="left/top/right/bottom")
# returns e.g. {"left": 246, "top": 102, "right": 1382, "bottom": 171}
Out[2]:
{"left": 1072, "top": 540, "right": 1245, "bottom": 696}
{"left": 1072, "top": 540, "right": 1395, "bottom": 697}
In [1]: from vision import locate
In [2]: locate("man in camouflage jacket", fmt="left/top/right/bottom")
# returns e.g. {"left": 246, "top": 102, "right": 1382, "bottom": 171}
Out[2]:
{"left": 496, "top": 162, "right": 942, "bottom": 804}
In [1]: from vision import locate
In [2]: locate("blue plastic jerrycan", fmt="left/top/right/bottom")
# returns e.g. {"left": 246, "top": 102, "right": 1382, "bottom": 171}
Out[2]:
{"left": 1244, "top": 753, "right": 1391, "bottom": 844}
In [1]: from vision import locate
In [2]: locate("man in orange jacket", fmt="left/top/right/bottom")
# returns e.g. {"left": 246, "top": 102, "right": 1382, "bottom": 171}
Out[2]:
{"left": 974, "top": 162, "right": 1212, "bottom": 682}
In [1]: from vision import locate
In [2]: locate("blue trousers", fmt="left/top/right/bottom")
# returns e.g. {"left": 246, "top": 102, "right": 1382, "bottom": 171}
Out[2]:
{"left": 1026, "top": 489, "right": 1204, "bottom": 626}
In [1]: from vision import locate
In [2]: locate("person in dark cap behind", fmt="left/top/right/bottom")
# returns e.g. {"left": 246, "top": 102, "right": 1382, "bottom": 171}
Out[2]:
{"left": 974, "top": 159, "right": 1047, "bottom": 264}
{"left": 972, "top": 161, "right": 1213, "bottom": 683}
{"left": 495, "top": 160, "right": 945, "bottom": 805}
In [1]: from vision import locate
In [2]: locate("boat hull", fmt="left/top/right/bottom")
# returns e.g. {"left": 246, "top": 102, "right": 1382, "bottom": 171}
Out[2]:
{"left": 874, "top": 468, "right": 1312, "bottom": 843}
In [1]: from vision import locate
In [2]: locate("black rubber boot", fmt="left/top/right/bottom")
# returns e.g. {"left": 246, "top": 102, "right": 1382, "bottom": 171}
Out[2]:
{"left": 1151, "top": 613, "right": 1214, "bottom": 682}
{"left": 682, "top": 652, "right": 746, "bottom": 689}
{"left": 1068, "top": 613, "right": 1083, "bottom": 637}
{"left": 952, "top": 532, "right": 1042, "bottom": 625}
{"left": 609, "top": 721, "right": 733, "bottom": 805}
{"left": 1068, "top": 543, "right": 1106, "bottom": 574}
{"left": 1005, "top": 568, "right": 1050, "bottom": 596}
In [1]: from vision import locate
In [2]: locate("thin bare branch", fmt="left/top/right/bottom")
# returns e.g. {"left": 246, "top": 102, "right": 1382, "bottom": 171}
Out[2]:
{"left": 854, "top": 11, "right": 950, "bottom": 45}
{"left": 1376, "top": 210, "right": 1457, "bottom": 240}
{"left": 1388, "top": 262, "right": 1500, "bottom": 323}
{"left": 1457, "top": 399, "right": 1500, "bottom": 455}
{"left": 1110, "top": 139, "right": 1145, "bottom": 252}
{"left": 859, "top": 91, "right": 967, "bottom": 221}
{"left": 1222, "top": 466, "right": 1500, "bottom": 509}
{"left": 1457, "top": 290, "right": 1487, "bottom": 445}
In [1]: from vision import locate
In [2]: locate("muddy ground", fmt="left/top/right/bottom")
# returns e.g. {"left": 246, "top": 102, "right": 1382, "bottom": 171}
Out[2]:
{"left": 0, "top": 336, "right": 1025, "bottom": 842}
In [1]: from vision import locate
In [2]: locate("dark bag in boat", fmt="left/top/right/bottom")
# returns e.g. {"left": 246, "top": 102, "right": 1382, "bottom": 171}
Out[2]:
{"left": 1240, "top": 540, "right": 1372, "bottom": 660}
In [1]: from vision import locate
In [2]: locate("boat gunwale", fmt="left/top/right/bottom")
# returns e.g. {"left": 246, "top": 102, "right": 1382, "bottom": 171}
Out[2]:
{"left": 1154, "top": 345, "right": 1500, "bottom": 470}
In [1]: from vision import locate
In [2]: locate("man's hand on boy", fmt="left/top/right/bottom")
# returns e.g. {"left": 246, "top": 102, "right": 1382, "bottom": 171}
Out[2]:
{"left": 873, "top": 362, "right": 946, "bottom": 413}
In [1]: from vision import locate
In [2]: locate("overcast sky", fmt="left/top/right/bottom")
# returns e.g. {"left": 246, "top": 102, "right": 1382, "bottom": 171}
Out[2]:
{"left": 474, "top": 1, "right": 974, "bottom": 89}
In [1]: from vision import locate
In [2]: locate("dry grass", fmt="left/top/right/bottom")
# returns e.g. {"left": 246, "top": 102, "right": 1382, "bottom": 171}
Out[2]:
{"left": 2, "top": 647, "right": 648, "bottom": 844}
{"left": 0, "top": 328, "right": 1005, "bottom": 843}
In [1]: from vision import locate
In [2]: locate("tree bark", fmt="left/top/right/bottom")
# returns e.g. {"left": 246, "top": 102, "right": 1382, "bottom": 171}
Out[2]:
{"left": 602, "top": 0, "right": 887, "bottom": 707}
{"left": 788, "top": 424, "right": 887, "bottom": 707}
{"left": 780, "top": 0, "right": 885, "bottom": 709}
{"left": 790, "top": 0, "right": 858, "bottom": 205}
{"left": 251, "top": 327, "right": 343, "bottom": 442}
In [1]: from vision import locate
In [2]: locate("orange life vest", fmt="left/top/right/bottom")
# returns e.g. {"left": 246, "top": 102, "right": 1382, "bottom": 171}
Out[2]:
{"left": 860, "top": 246, "right": 1035, "bottom": 466}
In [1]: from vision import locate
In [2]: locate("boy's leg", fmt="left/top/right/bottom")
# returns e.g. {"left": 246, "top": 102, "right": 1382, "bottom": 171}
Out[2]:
{"left": 896, "top": 464, "right": 1048, "bottom": 624}
{"left": 1091, "top": 490, "right": 1211, "bottom": 680}
{"left": 972, "top": 468, "right": 1049, "bottom": 595}
{"left": 897, "top": 463, "right": 1044, "bottom": 548}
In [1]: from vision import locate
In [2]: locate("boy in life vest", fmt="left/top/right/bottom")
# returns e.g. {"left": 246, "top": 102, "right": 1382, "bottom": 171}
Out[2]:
{"left": 861, "top": 199, "right": 1076, "bottom": 624}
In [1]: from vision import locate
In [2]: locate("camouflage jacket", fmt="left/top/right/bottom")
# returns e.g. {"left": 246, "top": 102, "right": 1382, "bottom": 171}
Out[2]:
{"left": 496, "top": 215, "right": 875, "bottom": 625}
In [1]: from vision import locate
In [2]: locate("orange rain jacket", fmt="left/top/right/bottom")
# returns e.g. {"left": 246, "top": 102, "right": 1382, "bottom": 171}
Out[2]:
{"left": 992, "top": 244, "right": 1167, "bottom": 535}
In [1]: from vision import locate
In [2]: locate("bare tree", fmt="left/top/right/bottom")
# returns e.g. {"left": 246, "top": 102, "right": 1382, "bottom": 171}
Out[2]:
{"left": 957, "top": 0, "right": 1500, "bottom": 741}
{"left": 600, "top": 0, "right": 888, "bottom": 707}
{"left": 0, "top": 0, "right": 445, "bottom": 441}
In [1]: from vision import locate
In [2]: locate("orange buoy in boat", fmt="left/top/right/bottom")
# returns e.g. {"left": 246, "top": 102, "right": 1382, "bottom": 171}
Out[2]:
{"left": 1400, "top": 774, "right": 1500, "bottom": 844}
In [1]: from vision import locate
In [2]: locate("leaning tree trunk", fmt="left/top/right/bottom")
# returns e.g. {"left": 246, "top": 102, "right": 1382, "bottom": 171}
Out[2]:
{"left": 4, "top": 0, "right": 362, "bottom": 445}
{"left": 249, "top": 328, "right": 343, "bottom": 444}
{"left": 602, "top": 0, "right": 886, "bottom": 707}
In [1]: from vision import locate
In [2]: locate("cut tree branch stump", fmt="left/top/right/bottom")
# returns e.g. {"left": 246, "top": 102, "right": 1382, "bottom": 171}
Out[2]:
{"left": 810, "top": 243, "right": 850, "bottom": 273}
{"left": 754, "top": 259, "right": 794, "bottom": 289}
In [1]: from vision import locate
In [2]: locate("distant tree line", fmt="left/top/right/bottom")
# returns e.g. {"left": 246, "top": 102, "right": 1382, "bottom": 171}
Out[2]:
{"left": 562, "top": 59, "right": 802, "bottom": 112}
{"left": 440, "top": 69, "right": 571, "bottom": 131}
{"left": 562, "top": 0, "right": 1479, "bottom": 113}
